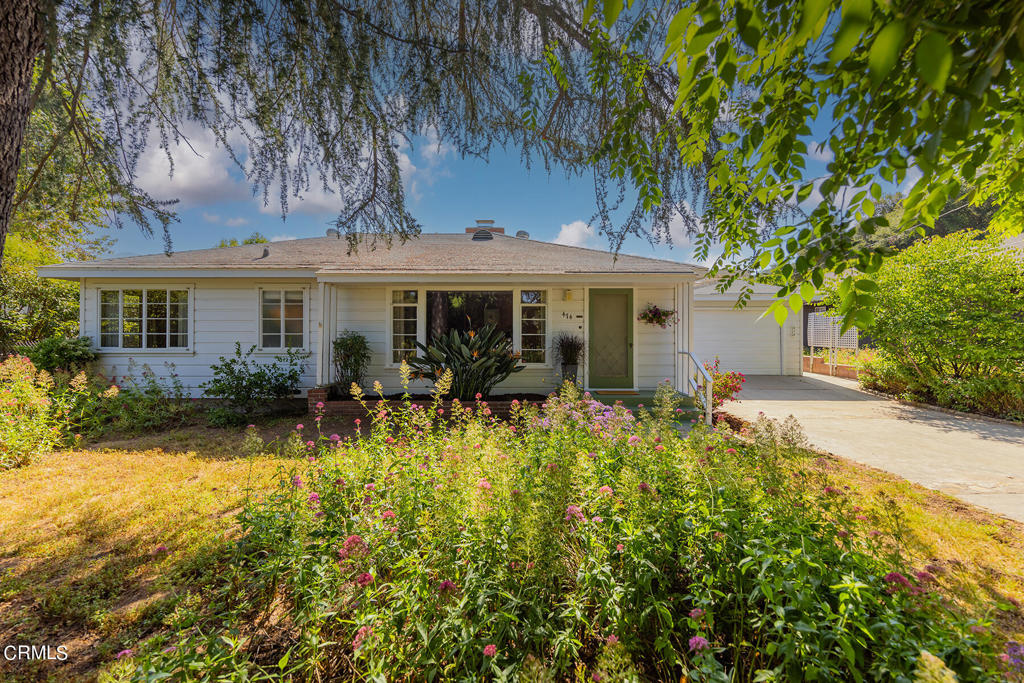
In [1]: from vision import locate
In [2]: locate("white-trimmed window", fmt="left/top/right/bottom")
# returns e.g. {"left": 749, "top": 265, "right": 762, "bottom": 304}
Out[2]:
{"left": 391, "top": 290, "right": 418, "bottom": 363}
{"left": 519, "top": 290, "right": 547, "bottom": 364}
{"left": 260, "top": 288, "right": 306, "bottom": 349}
{"left": 99, "top": 288, "right": 190, "bottom": 349}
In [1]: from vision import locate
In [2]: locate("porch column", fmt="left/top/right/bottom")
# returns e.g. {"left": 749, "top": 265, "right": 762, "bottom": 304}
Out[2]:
{"left": 685, "top": 281, "right": 694, "bottom": 393}
{"left": 316, "top": 282, "right": 327, "bottom": 386}
{"left": 674, "top": 281, "right": 684, "bottom": 393}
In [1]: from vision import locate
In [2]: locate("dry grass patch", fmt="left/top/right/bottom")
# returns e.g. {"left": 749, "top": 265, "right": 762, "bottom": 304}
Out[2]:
{"left": 810, "top": 453, "right": 1024, "bottom": 642}
{"left": 0, "top": 445, "right": 283, "bottom": 682}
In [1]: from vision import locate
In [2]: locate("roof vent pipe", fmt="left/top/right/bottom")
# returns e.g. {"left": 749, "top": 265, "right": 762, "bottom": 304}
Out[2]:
{"left": 516, "top": 230, "right": 530, "bottom": 239}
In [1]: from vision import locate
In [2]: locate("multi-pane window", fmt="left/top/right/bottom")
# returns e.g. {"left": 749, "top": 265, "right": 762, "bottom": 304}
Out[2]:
{"left": 392, "top": 290, "right": 418, "bottom": 363}
{"left": 99, "top": 289, "right": 189, "bottom": 349}
{"left": 261, "top": 289, "right": 305, "bottom": 349}
{"left": 520, "top": 290, "right": 547, "bottom": 363}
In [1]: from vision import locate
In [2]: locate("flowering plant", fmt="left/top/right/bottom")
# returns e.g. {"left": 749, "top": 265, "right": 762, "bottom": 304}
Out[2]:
{"left": 637, "top": 303, "right": 676, "bottom": 328}
{"left": 704, "top": 357, "right": 745, "bottom": 413}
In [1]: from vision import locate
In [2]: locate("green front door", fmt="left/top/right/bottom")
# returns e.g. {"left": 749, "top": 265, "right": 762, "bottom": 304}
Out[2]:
{"left": 588, "top": 288, "right": 633, "bottom": 389}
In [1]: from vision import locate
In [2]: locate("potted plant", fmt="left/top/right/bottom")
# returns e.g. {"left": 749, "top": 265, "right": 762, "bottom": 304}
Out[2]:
{"left": 330, "top": 330, "right": 372, "bottom": 399}
{"left": 553, "top": 332, "right": 585, "bottom": 385}
{"left": 637, "top": 303, "right": 677, "bottom": 328}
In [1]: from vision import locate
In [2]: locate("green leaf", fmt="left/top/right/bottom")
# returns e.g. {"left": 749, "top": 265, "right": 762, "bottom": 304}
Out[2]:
{"left": 868, "top": 21, "right": 906, "bottom": 85}
{"left": 789, "top": 292, "right": 804, "bottom": 311}
{"left": 855, "top": 278, "right": 878, "bottom": 292}
{"left": 916, "top": 31, "right": 953, "bottom": 92}
{"left": 666, "top": 7, "right": 695, "bottom": 46}
{"left": 772, "top": 303, "right": 789, "bottom": 325}
{"left": 798, "top": 0, "right": 831, "bottom": 42}
{"left": 603, "top": 0, "right": 623, "bottom": 28}
{"left": 829, "top": 0, "right": 872, "bottom": 64}
{"left": 800, "top": 281, "right": 816, "bottom": 301}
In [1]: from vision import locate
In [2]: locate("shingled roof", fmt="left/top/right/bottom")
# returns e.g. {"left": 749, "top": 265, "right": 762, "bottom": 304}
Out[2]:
{"left": 39, "top": 232, "right": 704, "bottom": 276}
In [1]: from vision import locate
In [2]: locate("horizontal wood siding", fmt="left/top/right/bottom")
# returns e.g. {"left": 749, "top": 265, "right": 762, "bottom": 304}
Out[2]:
{"left": 82, "top": 278, "right": 320, "bottom": 396}
{"left": 635, "top": 287, "right": 676, "bottom": 389}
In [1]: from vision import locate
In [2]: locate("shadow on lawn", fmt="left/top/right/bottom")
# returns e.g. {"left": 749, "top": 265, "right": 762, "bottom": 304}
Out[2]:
{"left": 0, "top": 447, "right": 284, "bottom": 682}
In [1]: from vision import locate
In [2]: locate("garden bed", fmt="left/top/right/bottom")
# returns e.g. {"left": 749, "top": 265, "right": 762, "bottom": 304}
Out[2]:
{"left": 2, "top": 399, "right": 1023, "bottom": 680}
{"left": 306, "top": 386, "right": 548, "bottom": 417}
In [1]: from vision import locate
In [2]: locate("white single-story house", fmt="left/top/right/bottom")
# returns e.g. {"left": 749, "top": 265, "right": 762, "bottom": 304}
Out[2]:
{"left": 38, "top": 222, "right": 801, "bottom": 397}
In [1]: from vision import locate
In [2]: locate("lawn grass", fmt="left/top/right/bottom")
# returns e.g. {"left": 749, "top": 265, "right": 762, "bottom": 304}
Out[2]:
{"left": 0, "top": 419, "right": 1021, "bottom": 680}
{"left": 0, "top": 430, "right": 285, "bottom": 682}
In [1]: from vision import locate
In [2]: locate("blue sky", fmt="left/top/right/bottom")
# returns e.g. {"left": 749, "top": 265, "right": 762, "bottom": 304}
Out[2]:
{"left": 101, "top": 120, "right": 893, "bottom": 264}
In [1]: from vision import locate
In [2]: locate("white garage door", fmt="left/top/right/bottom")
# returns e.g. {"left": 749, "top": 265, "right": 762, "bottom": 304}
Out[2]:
{"left": 694, "top": 307, "right": 787, "bottom": 375}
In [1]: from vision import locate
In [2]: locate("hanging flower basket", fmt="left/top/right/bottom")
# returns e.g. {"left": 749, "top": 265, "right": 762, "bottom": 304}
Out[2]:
{"left": 637, "top": 303, "right": 677, "bottom": 328}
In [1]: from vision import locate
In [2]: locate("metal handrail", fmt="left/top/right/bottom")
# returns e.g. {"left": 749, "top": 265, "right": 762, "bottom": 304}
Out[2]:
{"left": 679, "top": 350, "right": 713, "bottom": 425}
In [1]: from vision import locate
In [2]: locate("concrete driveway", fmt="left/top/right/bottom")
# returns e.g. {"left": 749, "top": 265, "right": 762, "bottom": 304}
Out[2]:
{"left": 726, "top": 374, "right": 1024, "bottom": 523}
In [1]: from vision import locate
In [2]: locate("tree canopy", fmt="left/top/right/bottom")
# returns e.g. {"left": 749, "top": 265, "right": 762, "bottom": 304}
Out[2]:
{"left": 557, "top": 0, "right": 1024, "bottom": 327}
{"left": 3, "top": 0, "right": 1022, "bottom": 328}
{"left": 216, "top": 232, "right": 270, "bottom": 248}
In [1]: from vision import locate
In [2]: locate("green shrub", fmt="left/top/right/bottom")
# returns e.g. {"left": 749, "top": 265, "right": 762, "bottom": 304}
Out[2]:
{"left": 68, "top": 360, "right": 197, "bottom": 438}
{"left": 19, "top": 336, "right": 99, "bottom": 373}
{"left": 132, "top": 384, "right": 1002, "bottom": 680}
{"left": 861, "top": 353, "right": 1024, "bottom": 421}
{"left": 0, "top": 355, "right": 98, "bottom": 469}
{"left": 201, "top": 343, "right": 308, "bottom": 425}
{"left": 406, "top": 323, "right": 524, "bottom": 400}
{"left": 331, "top": 330, "right": 372, "bottom": 390}
{"left": 828, "top": 231, "right": 1024, "bottom": 420}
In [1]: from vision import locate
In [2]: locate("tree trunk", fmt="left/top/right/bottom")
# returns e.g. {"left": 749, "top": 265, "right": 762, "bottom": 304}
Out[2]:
{"left": 0, "top": 0, "right": 45, "bottom": 267}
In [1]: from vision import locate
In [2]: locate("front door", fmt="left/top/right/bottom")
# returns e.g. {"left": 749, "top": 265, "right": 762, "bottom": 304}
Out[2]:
{"left": 588, "top": 288, "right": 633, "bottom": 389}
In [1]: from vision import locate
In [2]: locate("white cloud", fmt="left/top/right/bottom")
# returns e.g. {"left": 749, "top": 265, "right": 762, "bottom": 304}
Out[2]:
{"left": 136, "top": 125, "right": 248, "bottom": 205}
{"left": 270, "top": 233, "right": 297, "bottom": 242}
{"left": 553, "top": 220, "right": 598, "bottom": 248}
{"left": 809, "top": 142, "right": 834, "bottom": 163}
{"left": 224, "top": 216, "right": 249, "bottom": 227}
{"left": 202, "top": 212, "right": 221, "bottom": 223}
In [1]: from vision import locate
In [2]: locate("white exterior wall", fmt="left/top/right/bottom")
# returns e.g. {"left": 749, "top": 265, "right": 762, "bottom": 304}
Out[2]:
{"left": 80, "top": 278, "right": 320, "bottom": 396}
{"left": 635, "top": 287, "right": 677, "bottom": 388}
{"left": 693, "top": 301, "right": 802, "bottom": 375}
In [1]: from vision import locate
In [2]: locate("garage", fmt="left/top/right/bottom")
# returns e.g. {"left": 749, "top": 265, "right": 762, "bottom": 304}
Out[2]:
{"left": 693, "top": 283, "right": 802, "bottom": 375}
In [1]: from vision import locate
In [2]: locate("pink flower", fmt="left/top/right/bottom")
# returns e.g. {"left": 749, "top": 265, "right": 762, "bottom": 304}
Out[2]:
{"left": 688, "top": 636, "right": 710, "bottom": 652}
{"left": 591, "top": 516, "right": 603, "bottom": 523}
{"left": 598, "top": 485, "right": 613, "bottom": 496}
{"left": 438, "top": 579, "right": 457, "bottom": 594}
{"left": 483, "top": 644, "right": 497, "bottom": 657}
{"left": 615, "top": 543, "right": 624, "bottom": 552}
{"left": 116, "top": 649, "right": 134, "bottom": 659}
{"left": 689, "top": 608, "right": 704, "bottom": 619}
{"left": 308, "top": 492, "right": 321, "bottom": 505}
{"left": 291, "top": 475, "right": 303, "bottom": 488}
{"left": 478, "top": 478, "right": 492, "bottom": 491}
{"left": 353, "top": 625, "right": 373, "bottom": 650}
{"left": 606, "top": 634, "right": 619, "bottom": 644}
{"left": 475, "top": 393, "right": 482, "bottom": 400}
{"left": 365, "top": 483, "right": 376, "bottom": 491}
{"left": 296, "top": 424, "right": 304, "bottom": 430}
{"left": 565, "top": 505, "right": 585, "bottom": 524}
{"left": 627, "top": 435, "right": 641, "bottom": 445}
{"left": 330, "top": 433, "right": 341, "bottom": 441}
{"left": 381, "top": 510, "right": 396, "bottom": 520}
{"left": 355, "top": 572, "right": 374, "bottom": 587}
{"left": 726, "top": 448, "right": 736, "bottom": 454}
{"left": 638, "top": 482, "right": 651, "bottom": 493}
